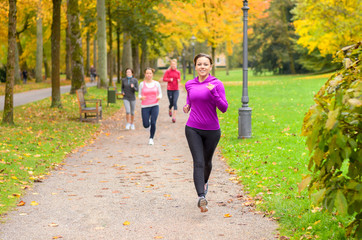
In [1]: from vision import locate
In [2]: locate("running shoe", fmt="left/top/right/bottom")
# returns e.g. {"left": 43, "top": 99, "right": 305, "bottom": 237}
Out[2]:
{"left": 197, "top": 196, "right": 208, "bottom": 213}
{"left": 125, "top": 123, "right": 131, "bottom": 130}
{"left": 172, "top": 118, "right": 176, "bottom": 123}
{"left": 204, "top": 182, "right": 209, "bottom": 196}
{"left": 169, "top": 109, "right": 172, "bottom": 117}
{"left": 131, "top": 124, "right": 135, "bottom": 130}
{"left": 148, "top": 138, "right": 154, "bottom": 145}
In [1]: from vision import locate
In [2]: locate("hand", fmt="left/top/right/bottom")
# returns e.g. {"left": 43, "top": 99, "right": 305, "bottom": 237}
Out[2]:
{"left": 170, "top": 78, "right": 173, "bottom": 82}
{"left": 183, "top": 104, "right": 190, "bottom": 113}
{"left": 130, "top": 83, "right": 134, "bottom": 88}
{"left": 122, "top": 92, "right": 125, "bottom": 96}
{"left": 140, "top": 96, "right": 146, "bottom": 100}
{"left": 156, "top": 97, "right": 161, "bottom": 101}
{"left": 206, "top": 83, "right": 215, "bottom": 90}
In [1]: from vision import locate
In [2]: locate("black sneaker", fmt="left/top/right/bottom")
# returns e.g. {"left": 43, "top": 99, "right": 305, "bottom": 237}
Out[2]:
{"left": 197, "top": 197, "right": 208, "bottom": 213}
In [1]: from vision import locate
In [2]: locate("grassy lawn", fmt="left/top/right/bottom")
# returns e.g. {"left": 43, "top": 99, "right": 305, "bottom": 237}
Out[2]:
{"left": 0, "top": 86, "right": 122, "bottom": 215}
{"left": 216, "top": 69, "right": 354, "bottom": 239}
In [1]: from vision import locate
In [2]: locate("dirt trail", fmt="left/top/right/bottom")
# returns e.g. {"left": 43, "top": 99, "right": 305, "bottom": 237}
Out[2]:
{"left": 0, "top": 82, "right": 278, "bottom": 240}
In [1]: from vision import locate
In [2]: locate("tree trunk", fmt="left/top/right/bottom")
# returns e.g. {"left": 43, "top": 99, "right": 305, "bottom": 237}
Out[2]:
{"left": 107, "top": 3, "right": 113, "bottom": 86}
{"left": 16, "top": 36, "right": 27, "bottom": 75}
{"left": 97, "top": 0, "right": 107, "bottom": 88}
{"left": 281, "top": 4, "right": 296, "bottom": 74}
{"left": 93, "top": 36, "right": 97, "bottom": 69}
{"left": 86, "top": 31, "right": 90, "bottom": 77}
{"left": 35, "top": 0, "right": 43, "bottom": 83}
{"left": 43, "top": 51, "right": 50, "bottom": 80}
{"left": 65, "top": 0, "right": 71, "bottom": 80}
{"left": 211, "top": 46, "right": 216, "bottom": 76}
{"left": 140, "top": 39, "right": 147, "bottom": 79}
{"left": 2, "top": 0, "right": 17, "bottom": 124}
{"left": 69, "top": 0, "right": 85, "bottom": 94}
{"left": 132, "top": 39, "right": 140, "bottom": 79}
{"left": 14, "top": 42, "right": 21, "bottom": 84}
{"left": 51, "top": 0, "right": 62, "bottom": 108}
{"left": 116, "top": 26, "right": 121, "bottom": 83}
{"left": 122, "top": 32, "right": 133, "bottom": 75}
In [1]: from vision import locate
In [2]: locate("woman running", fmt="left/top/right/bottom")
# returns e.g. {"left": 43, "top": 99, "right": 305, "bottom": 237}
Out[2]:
{"left": 163, "top": 59, "right": 181, "bottom": 123}
{"left": 183, "top": 53, "right": 228, "bottom": 212}
{"left": 139, "top": 68, "right": 162, "bottom": 145}
{"left": 121, "top": 68, "right": 138, "bottom": 130}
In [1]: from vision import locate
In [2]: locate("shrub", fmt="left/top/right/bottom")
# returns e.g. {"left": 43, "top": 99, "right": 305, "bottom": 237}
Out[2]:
{"left": 301, "top": 42, "right": 361, "bottom": 238}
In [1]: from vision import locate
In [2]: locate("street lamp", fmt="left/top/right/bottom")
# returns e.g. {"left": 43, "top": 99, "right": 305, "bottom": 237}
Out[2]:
{"left": 190, "top": 35, "right": 196, "bottom": 78}
{"left": 238, "top": 0, "right": 252, "bottom": 139}
{"left": 182, "top": 48, "right": 186, "bottom": 81}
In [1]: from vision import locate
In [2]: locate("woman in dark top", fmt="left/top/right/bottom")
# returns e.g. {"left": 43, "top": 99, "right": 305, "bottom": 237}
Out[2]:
{"left": 121, "top": 68, "right": 138, "bottom": 130}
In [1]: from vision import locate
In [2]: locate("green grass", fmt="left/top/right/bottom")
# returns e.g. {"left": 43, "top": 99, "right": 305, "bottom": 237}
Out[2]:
{"left": 0, "top": 86, "right": 122, "bottom": 215}
{"left": 218, "top": 71, "right": 354, "bottom": 239}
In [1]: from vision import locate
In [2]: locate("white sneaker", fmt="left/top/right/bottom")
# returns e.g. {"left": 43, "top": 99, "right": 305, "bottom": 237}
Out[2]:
{"left": 148, "top": 138, "right": 154, "bottom": 145}
{"left": 125, "top": 123, "right": 131, "bottom": 130}
{"left": 131, "top": 124, "right": 135, "bottom": 130}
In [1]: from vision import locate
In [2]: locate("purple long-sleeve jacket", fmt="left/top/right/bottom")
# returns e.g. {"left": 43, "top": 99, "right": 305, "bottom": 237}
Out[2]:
{"left": 185, "top": 74, "right": 228, "bottom": 130}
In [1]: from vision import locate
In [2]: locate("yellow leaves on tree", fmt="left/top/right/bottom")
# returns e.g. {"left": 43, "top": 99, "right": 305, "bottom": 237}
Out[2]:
{"left": 159, "top": 0, "right": 270, "bottom": 55}
{"left": 293, "top": 0, "right": 362, "bottom": 56}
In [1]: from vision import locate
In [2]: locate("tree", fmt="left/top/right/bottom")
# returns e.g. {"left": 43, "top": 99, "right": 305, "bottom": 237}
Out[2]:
{"left": 293, "top": 0, "right": 362, "bottom": 56}
{"left": 51, "top": 0, "right": 62, "bottom": 108}
{"left": 2, "top": 0, "right": 17, "bottom": 125}
{"left": 249, "top": 0, "right": 302, "bottom": 74}
{"left": 35, "top": 0, "right": 43, "bottom": 82}
{"left": 97, "top": 0, "right": 107, "bottom": 88}
{"left": 68, "top": 0, "right": 85, "bottom": 94}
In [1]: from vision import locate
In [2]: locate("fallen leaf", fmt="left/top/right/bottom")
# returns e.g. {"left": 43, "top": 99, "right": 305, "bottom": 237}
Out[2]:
{"left": 123, "top": 221, "right": 130, "bottom": 226}
{"left": 48, "top": 223, "right": 59, "bottom": 227}
{"left": 30, "top": 201, "right": 39, "bottom": 206}
{"left": 224, "top": 213, "right": 232, "bottom": 218}
{"left": 17, "top": 201, "right": 25, "bottom": 206}
{"left": 52, "top": 236, "right": 63, "bottom": 239}
{"left": 154, "top": 236, "right": 164, "bottom": 239}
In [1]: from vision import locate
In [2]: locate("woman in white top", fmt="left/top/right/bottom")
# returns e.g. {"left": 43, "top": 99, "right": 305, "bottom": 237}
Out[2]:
{"left": 138, "top": 68, "right": 162, "bottom": 145}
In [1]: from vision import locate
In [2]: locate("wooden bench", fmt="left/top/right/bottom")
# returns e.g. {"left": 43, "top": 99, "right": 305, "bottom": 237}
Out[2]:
{"left": 76, "top": 89, "right": 102, "bottom": 123}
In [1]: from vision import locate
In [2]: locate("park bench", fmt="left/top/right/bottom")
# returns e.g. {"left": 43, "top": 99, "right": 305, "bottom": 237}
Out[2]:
{"left": 76, "top": 89, "right": 102, "bottom": 123}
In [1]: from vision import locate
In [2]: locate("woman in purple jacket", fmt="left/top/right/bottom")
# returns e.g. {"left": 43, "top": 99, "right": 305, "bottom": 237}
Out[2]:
{"left": 183, "top": 53, "right": 228, "bottom": 213}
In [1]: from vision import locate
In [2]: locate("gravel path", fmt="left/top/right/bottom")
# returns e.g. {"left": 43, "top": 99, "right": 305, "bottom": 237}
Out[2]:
{"left": 0, "top": 82, "right": 278, "bottom": 240}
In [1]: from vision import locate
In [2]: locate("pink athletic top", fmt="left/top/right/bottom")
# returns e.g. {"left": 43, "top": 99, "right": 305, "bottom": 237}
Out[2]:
{"left": 139, "top": 81, "right": 162, "bottom": 108}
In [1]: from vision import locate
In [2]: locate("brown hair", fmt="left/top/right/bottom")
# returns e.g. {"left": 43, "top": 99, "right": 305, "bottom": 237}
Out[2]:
{"left": 125, "top": 68, "right": 134, "bottom": 74}
{"left": 144, "top": 67, "right": 155, "bottom": 73}
{"left": 193, "top": 53, "right": 213, "bottom": 65}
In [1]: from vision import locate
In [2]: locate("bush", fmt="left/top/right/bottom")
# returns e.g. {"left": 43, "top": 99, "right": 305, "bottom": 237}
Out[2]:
{"left": 301, "top": 42, "right": 361, "bottom": 238}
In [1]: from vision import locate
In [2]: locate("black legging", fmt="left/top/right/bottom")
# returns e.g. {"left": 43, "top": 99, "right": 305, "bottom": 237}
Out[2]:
{"left": 185, "top": 126, "right": 221, "bottom": 197}
{"left": 141, "top": 105, "right": 159, "bottom": 139}
{"left": 167, "top": 90, "right": 179, "bottom": 110}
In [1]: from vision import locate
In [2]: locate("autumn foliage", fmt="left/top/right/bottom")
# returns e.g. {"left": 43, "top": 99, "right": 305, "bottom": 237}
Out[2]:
{"left": 301, "top": 42, "right": 362, "bottom": 238}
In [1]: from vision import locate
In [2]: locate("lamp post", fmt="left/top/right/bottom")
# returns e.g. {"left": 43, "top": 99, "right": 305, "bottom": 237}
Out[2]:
{"left": 182, "top": 48, "right": 186, "bottom": 81}
{"left": 238, "top": 0, "right": 252, "bottom": 139}
{"left": 190, "top": 35, "right": 196, "bottom": 78}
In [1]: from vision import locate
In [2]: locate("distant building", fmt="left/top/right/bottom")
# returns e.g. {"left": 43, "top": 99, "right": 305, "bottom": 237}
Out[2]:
{"left": 157, "top": 53, "right": 226, "bottom": 69}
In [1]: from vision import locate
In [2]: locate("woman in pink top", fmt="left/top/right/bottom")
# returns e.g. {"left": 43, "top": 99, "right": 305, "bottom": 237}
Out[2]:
{"left": 163, "top": 59, "right": 181, "bottom": 123}
{"left": 138, "top": 68, "right": 162, "bottom": 145}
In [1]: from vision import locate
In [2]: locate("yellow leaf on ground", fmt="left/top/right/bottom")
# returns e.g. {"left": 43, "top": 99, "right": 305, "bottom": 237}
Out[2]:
{"left": 224, "top": 213, "right": 232, "bottom": 218}
{"left": 123, "top": 221, "right": 130, "bottom": 226}
{"left": 30, "top": 201, "right": 39, "bottom": 206}
{"left": 154, "top": 236, "right": 164, "bottom": 239}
